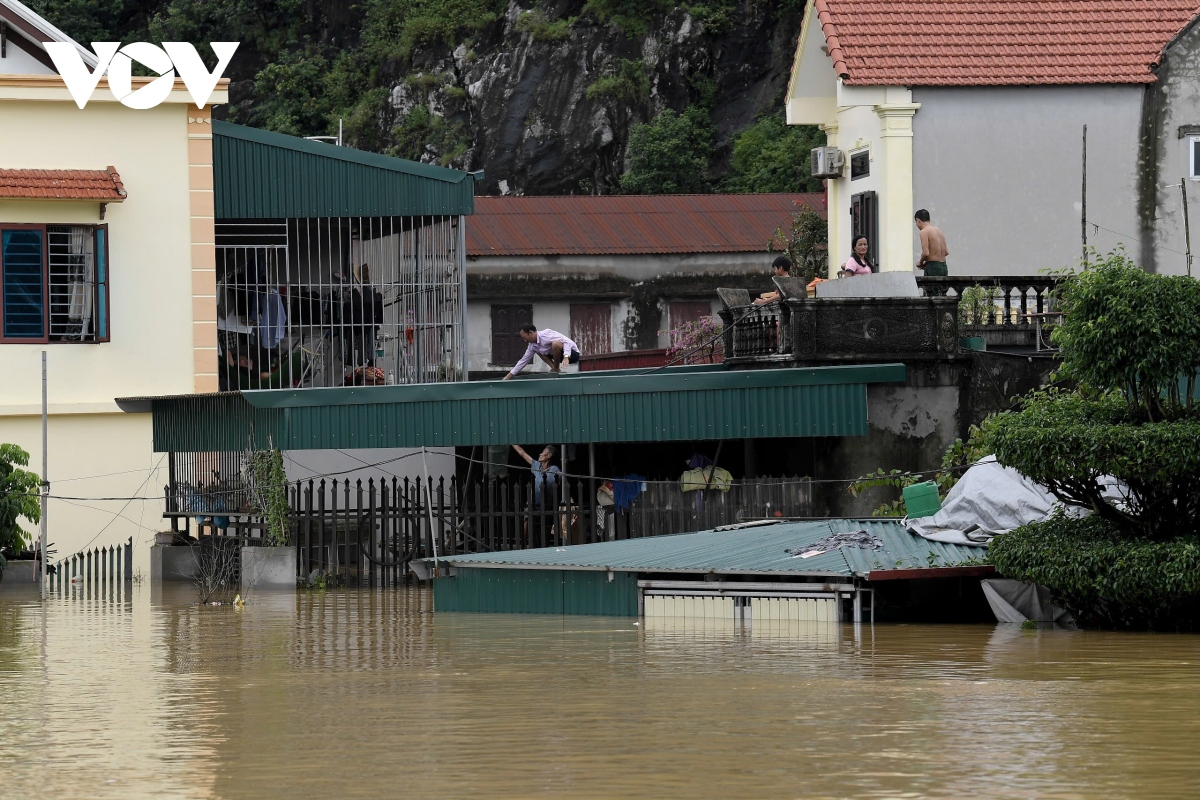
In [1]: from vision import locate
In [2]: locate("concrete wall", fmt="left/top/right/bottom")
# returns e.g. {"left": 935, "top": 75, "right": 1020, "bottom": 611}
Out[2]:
{"left": 911, "top": 85, "right": 1145, "bottom": 276}
{"left": 1142, "top": 20, "right": 1200, "bottom": 275}
{"left": 811, "top": 353, "right": 1056, "bottom": 516}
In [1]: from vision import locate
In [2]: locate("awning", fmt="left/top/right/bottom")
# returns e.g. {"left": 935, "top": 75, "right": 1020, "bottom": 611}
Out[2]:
{"left": 213, "top": 121, "right": 476, "bottom": 219}
{"left": 120, "top": 363, "right": 906, "bottom": 452}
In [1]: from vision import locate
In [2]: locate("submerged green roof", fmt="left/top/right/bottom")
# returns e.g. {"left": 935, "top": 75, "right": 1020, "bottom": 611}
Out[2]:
{"left": 213, "top": 121, "right": 476, "bottom": 218}
{"left": 423, "top": 518, "right": 987, "bottom": 579}
{"left": 129, "top": 363, "right": 905, "bottom": 452}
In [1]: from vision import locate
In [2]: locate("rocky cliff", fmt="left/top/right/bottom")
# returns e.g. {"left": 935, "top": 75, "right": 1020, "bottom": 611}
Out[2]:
{"left": 399, "top": 4, "right": 805, "bottom": 195}
{"left": 31, "top": 0, "right": 806, "bottom": 195}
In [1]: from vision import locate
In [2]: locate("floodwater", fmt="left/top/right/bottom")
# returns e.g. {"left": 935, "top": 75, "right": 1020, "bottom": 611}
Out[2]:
{"left": 2, "top": 585, "right": 1200, "bottom": 799}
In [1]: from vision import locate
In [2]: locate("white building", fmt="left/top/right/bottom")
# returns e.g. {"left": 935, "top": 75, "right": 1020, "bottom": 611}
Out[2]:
{"left": 786, "top": 0, "right": 1200, "bottom": 276}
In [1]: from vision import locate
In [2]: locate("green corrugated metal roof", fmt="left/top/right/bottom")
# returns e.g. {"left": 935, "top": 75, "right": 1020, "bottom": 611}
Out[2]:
{"left": 135, "top": 363, "right": 905, "bottom": 452}
{"left": 423, "top": 519, "right": 986, "bottom": 579}
{"left": 213, "top": 121, "right": 476, "bottom": 218}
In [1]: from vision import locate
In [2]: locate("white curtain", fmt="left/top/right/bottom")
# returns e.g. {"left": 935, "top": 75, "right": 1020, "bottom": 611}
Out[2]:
{"left": 65, "top": 226, "right": 94, "bottom": 334}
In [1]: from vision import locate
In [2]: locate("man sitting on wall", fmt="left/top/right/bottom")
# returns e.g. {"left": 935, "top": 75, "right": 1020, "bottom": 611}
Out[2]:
{"left": 503, "top": 324, "right": 582, "bottom": 380}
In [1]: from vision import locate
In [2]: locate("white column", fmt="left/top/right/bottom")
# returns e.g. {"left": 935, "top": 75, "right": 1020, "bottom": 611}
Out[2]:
{"left": 819, "top": 119, "right": 840, "bottom": 279}
{"left": 874, "top": 103, "right": 921, "bottom": 272}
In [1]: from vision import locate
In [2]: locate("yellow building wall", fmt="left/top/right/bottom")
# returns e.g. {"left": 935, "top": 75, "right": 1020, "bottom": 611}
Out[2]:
{"left": 0, "top": 81, "right": 223, "bottom": 568}
{"left": 0, "top": 99, "right": 195, "bottom": 406}
{"left": 0, "top": 413, "right": 163, "bottom": 575}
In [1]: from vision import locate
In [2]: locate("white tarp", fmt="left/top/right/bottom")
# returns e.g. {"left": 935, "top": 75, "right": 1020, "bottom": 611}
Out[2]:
{"left": 905, "top": 456, "right": 1061, "bottom": 547}
{"left": 981, "top": 578, "right": 1076, "bottom": 626}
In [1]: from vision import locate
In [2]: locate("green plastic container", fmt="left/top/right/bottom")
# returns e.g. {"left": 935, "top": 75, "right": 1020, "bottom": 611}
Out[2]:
{"left": 903, "top": 481, "right": 942, "bottom": 519}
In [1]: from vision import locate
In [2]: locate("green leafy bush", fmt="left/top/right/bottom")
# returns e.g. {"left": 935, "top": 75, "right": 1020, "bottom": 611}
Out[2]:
{"left": 583, "top": 0, "right": 672, "bottom": 36}
{"left": 586, "top": 59, "right": 650, "bottom": 106}
{"left": 722, "top": 113, "right": 824, "bottom": 194}
{"left": 620, "top": 108, "right": 714, "bottom": 194}
{"left": 515, "top": 9, "right": 575, "bottom": 42}
{"left": 248, "top": 449, "right": 290, "bottom": 547}
{"left": 1051, "top": 250, "right": 1200, "bottom": 419}
{"left": 0, "top": 444, "right": 41, "bottom": 572}
{"left": 977, "top": 252, "right": 1200, "bottom": 538}
{"left": 990, "top": 513, "right": 1200, "bottom": 629}
{"left": 769, "top": 207, "right": 828, "bottom": 283}
{"left": 390, "top": 106, "right": 471, "bottom": 166}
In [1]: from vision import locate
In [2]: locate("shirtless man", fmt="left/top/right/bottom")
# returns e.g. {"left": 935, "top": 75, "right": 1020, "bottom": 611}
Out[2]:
{"left": 914, "top": 209, "right": 949, "bottom": 276}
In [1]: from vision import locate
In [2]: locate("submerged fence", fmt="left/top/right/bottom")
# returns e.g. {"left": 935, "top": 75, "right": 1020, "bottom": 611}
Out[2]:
{"left": 287, "top": 474, "right": 814, "bottom": 586}
{"left": 50, "top": 537, "right": 133, "bottom": 592}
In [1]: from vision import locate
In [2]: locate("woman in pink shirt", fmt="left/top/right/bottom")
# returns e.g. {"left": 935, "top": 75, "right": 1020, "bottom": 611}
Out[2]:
{"left": 841, "top": 236, "right": 874, "bottom": 276}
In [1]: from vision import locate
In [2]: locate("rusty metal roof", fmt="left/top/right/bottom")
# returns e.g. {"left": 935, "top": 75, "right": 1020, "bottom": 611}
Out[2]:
{"left": 466, "top": 193, "right": 826, "bottom": 256}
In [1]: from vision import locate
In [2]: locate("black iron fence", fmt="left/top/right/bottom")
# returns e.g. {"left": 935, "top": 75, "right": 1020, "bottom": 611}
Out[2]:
{"left": 288, "top": 474, "right": 815, "bottom": 586}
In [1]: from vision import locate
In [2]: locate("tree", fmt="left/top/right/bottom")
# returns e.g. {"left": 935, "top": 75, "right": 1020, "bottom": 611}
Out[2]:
{"left": 769, "top": 207, "right": 828, "bottom": 283}
{"left": 0, "top": 444, "right": 42, "bottom": 576}
{"left": 978, "top": 252, "right": 1200, "bottom": 539}
{"left": 722, "top": 113, "right": 824, "bottom": 194}
{"left": 979, "top": 252, "right": 1200, "bottom": 627}
{"left": 620, "top": 108, "right": 714, "bottom": 195}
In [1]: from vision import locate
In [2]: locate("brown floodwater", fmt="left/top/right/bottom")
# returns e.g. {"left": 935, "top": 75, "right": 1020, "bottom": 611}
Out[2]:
{"left": 2, "top": 583, "right": 1200, "bottom": 799}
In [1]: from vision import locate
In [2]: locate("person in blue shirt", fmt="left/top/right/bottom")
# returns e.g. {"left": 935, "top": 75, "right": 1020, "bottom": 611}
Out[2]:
{"left": 512, "top": 444, "right": 560, "bottom": 508}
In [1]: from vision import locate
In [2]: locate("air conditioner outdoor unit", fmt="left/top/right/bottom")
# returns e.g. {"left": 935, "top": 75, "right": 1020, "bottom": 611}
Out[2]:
{"left": 810, "top": 146, "right": 844, "bottom": 178}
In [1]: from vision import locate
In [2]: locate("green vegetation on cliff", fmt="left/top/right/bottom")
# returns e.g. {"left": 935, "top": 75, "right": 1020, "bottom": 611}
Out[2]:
{"left": 27, "top": 0, "right": 818, "bottom": 195}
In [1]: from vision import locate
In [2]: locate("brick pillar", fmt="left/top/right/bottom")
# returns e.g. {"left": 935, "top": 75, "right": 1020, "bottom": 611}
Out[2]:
{"left": 188, "top": 105, "right": 218, "bottom": 393}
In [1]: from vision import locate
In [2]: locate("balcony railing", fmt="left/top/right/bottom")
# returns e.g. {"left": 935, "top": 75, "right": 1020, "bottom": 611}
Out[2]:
{"left": 718, "top": 275, "right": 1060, "bottom": 362}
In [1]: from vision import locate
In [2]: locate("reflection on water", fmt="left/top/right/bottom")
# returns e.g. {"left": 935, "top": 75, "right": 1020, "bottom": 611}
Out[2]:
{"left": 3, "top": 583, "right": 1200, "bottom": 799}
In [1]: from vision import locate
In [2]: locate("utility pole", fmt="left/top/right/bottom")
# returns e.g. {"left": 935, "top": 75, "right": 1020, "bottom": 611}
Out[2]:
{"left": 39, "top": 351, "right": 48, "bottom": 600}
{"left": 1182, "top": 178, "right": 1193, "bottom": 277}
{"left": 1081, "top": 125, "right": 1088, "bottom": 265}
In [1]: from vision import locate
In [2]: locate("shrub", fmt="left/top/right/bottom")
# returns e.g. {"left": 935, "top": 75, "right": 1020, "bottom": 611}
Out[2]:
{"left": 977, "top": 252, "right": 1200, "bottom": 539}
{"left": 769, "top": 207, "right": 828, "bottom": 283}
{"left": 583, "top": 0, "right": 672, "bottom": 36}
{"left": 990, "top": 513, "right": 1200, "bottom": 629}
{"left": 664, "top": 315, "right": 724, "bottom": 365}
{"left": 1051, "top": 250, "right": 1200, "bottom": 419}
{"left": 586, "top": 59, "right": 650, "bottom": 106}
{"left": 515, "top": 9, "right": 575, "bottom": 42}
{"left": 247, "top": 449, "right": 290, "bottom": 547}
{"left": 620, "top": 108, "right": 714, "bottom": 194}
{"left": 0, "top": 444, "right": 41, "bottom": 566}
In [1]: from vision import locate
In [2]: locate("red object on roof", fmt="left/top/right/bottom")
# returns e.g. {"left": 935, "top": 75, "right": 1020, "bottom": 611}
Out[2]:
{"left": 813, "top": 0, "right": 1200, "bottom": 86}
{"left": 467, "top": 193, "right": 826, "bottom": 257}
{"left": 0, "top": 167, "right": 128, "bottom": 201}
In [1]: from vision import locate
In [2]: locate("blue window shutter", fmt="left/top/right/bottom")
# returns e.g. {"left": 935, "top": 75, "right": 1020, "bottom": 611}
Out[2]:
{"left": 2, "top": 229, "right": 45, "bottom": 339}
{"left": 95, "top": 227, "right": 108, "bottom": 340}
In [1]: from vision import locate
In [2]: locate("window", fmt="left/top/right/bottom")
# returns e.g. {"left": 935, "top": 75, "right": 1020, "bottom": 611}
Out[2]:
{"left": 850, "top": 150, "right": 870, "bottom": 180}
{"left": 669, "top": 301, "right": 713, "bottom": 331}
{"left": 1190, "top": 136, "right": 1200, "bottom": 179}
{"left": 0, "top": 224, "right": 109, "bottom": 342}
{"left": 570, "top": 303, "right": 612, "bottom": 356}
{"left": 490, "top": 304, "right": 532, "bottom": 364}
{"left": 850, "top": 191, "right": 878, "bottom": 270}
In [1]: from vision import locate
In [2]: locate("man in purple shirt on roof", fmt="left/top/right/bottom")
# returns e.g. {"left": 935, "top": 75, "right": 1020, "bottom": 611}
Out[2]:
{"left": 503, "top": 323, "right": 582, "bottom": 380}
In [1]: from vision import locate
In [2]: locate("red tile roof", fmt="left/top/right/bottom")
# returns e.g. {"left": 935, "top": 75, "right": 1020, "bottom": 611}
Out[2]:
{"left": 813, "top": 0, "right": 1200, "bottom": 86}
{"left": 0, "top": 167, "right": 128, "bottom": 201}
{"left": 467, "top": 193, "right": 826, "bottom": 256}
